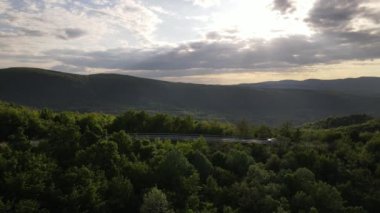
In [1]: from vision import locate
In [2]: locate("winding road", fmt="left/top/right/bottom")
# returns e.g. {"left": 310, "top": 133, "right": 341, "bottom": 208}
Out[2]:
{"left": 131, "top": 133, "right": 274, "bottom": 144}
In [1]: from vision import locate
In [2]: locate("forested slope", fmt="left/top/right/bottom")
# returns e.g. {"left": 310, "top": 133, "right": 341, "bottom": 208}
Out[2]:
{"left": 241, "top": 77, "right": 380, "bottom": 97}
{"left": 1, "top": 67, "right": 380, "bottom": 124}
{"left": 0, "top": 102, "right": 379, "bottom": 212}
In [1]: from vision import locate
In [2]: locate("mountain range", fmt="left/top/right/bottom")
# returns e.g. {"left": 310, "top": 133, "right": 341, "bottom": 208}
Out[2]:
{"left": 1, "top": 67, "right": 380, "bottom": 125}
{"left": 240, "top": 77, "right": 380, "bottom": 97}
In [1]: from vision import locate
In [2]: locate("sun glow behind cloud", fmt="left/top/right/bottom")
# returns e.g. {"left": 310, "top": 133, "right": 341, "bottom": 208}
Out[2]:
{"left": 209, "top": 0, "right": 315, "bottom": 39}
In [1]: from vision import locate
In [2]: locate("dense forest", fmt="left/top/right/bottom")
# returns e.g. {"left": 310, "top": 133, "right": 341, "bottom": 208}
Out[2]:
{"left": 0, "top": 102, "right": 379, "bottom": 212}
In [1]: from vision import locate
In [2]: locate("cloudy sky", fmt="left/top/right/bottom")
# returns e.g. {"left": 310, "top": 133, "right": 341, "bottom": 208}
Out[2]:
{"left": 1, "top": 0, "right": 380, "bottom": 84}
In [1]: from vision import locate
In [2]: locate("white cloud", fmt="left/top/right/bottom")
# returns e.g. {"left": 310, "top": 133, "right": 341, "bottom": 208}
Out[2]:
{"left": 0, "top": 0, "right": 161, "bottom": 52}
{"left": 187, "top": 0, "right": 220, "bottom": 8}
{"left": 207, "top": 1, "right": 314, "bottom": 40}
{"left": 0, "top": 1, "right": 9, "bottom": 13}
{"left": 149, "top": 6, "right": 175, "bottom": 16}
{"left": 96, "top": 0, "right": 161, "bottom": 41}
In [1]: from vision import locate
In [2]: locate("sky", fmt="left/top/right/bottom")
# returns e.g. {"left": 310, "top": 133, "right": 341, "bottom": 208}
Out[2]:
{"left": 0, "top": 0, "right": 380, "bottom": 84}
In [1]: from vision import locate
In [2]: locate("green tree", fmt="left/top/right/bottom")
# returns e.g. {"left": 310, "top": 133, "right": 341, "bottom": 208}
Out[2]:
{"left": 157, "top": 150, "right": 194, "bottom": 188}
{"left": 312, "top": 182, "right": 344, "bottom": 212}
{"left": 236, "top": 120, "right": 251, "bottom": 137}
{"left": 104, "top": 176, "right": 134, "bottom": 212}
{"left": 15, "top": 200, "right": 40, "bottom": 213}
{"left": 58, "top": 166, "right": 105, "bottom": 212}
{"left": 8, "top": 127, "right": 30, "bottom": 151}
{"left": 211, "top": 151, "right": 226, "bottom": 168}
{"left": 255, "top": 125, "right": 272, "bottom": 139}
{"left": 225, "top": 150, "right": 254, "bottom": 176}
{"left": 365, "top": 134, "right": 380, "bottom": 163}
{"left": 0, "top": 198, "right": 10, "bottom": 212}
{"left": 140, "top": 187, "right": 172, "bottom": 213}
{"left": 110, "top": 131, "right": 132, "bottom": 155}
{"left": 76, "top": 140, "right": 121, "bottom": 177}
{"left": 189, "top": 151, "right": 213, "bottom": 181}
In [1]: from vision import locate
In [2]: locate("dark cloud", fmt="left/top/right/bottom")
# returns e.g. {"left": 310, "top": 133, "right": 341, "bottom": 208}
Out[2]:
{"left": 307, "top": 0, "right": 359, "bottom": 30}
{"left": 57, "top": 28, "right": 87, "bottom": 40}
{"left": 301, "top": 0, "right": 380, "bottom": 63}
{"left": 273, "top": 0, "right": 295, "bottom": 14}
{"left": 21, "top": 28, "right": 45, "bottom": 37}
{"left": 205, "top": 31, "right": 221, "bottom": 40}
{"left": 205, "top": 30, "right": 238, "bottom": 40}
{"left": 0, "top": 26, "right": 45, "bottom": 38}
{"left": 45, "top": 26, "right": 380, "bottom": 78}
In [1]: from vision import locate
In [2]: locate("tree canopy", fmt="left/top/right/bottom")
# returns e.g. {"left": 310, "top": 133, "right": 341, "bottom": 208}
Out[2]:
{"left": 0, "top": 102, "right": 379, "bottom": 212}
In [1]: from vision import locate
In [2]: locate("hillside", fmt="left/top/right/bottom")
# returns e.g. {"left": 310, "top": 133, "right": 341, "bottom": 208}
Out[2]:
{"left": 0, "top": 102, "right": 379, "bottom": 212}
{"left": 1, "top": 67, "right": 380, "bottom": 124}
{"left": 240, "top": 77, "right": 380, "bottom": 97}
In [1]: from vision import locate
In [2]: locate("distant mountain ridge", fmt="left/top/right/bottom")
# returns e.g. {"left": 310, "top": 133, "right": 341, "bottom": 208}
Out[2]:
{"left": 240, "top": 77, "right": 380, "bottom": 97}
{"left": 1, "top": 67, "right": 380, "bottom": 125}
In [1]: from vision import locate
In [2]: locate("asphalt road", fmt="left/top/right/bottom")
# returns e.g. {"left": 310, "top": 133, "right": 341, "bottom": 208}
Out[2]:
{"left": 131, "top": 133, "right": 272, "bottom": 144}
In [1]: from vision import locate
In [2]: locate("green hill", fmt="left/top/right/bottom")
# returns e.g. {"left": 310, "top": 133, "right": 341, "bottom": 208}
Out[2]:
{"left": 1, "top": 67, "right": 380, "bottom": 124}
{"left": 241, "top": 77, "right": 380, "bottom": 97}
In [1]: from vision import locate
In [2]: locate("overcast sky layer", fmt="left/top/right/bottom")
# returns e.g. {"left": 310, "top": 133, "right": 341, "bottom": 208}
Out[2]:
{"left": 0, "top": 0, "right": 380, "bottom": 84}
